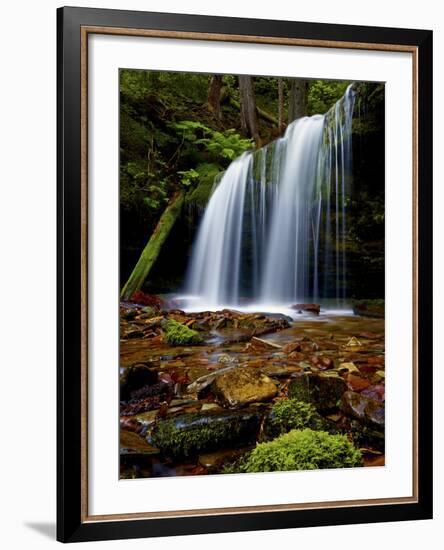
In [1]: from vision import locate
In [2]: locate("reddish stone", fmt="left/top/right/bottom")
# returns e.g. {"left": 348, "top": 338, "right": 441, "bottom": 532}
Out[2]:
{"left": 346, "top": 373, "right": 371, "bottom": 392}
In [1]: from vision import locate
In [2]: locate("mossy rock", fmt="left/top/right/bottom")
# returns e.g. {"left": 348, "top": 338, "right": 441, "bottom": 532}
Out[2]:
{"left": 263, "top": 399, "right": 327, "bottom": 439}
{"left": 141, "top": 306, "right": 157, "bottom": 318}
{"left": 150, "top": 409, "right": 262, "bottom": 458}
{"left": 161, "top": 319, "right": 203, "bottom": 346}
{"left": 352, "top": 299, "right": 385, "bottom": 318}
{"left": 120, "top": 364, "right": 158, "bottom": 401}
{"left": 288, "top": 373, "right": 347, "bottom": 412}
{"left": 224, "top": 429, "right": 362, "bottom": 473}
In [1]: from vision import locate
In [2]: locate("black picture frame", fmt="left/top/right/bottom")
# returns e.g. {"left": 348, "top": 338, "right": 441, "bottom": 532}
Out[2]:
{"left": 57, "top": 6, "right": 433, "bottom": 543}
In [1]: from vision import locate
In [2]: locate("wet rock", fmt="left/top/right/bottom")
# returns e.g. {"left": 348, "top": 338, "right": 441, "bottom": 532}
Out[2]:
{"left": 122, "top": 326, "right": 145, "bottom": 339}
{"left": 291, "top": 303, "right": 321, "bottom": 315}
{"left": 186, "top": 365, "right": 236, "bottom": 395}
{"left": 283, "top": 342, "right": 302, "bottom": 354}
{"left": 346, "top": 374, "right": 371, "bottom": 392}
{"left": 198, "top": 447, "right": 251, "bottom": 471}
{"left": 343, "top": 336, "right": 363, "bottom": 351}
{"left": 200, "top": 403, "right": 222, "bottom": 412}
{"left": 186, "top": 367, "right": 212, "bottom": 383}
{"left": 263, "top": 398, "right": 327, "bottom": 439}
{"left": 350, "top": 420, "right": 385, "bottom": 451}
{"left": 260, "top": 365, "right": 302, "bottom": 378}
{"left": 120, "top": 364, "right": 158, "bottom": 401}
{"left": 244, "top": 336, "right": 282, "bottom": 352}
{"left": 217, "top": 353, "right": 238, "bottom": 364}
{"left": 150, "top": 409, "right": 262, "bottom": 458}
{"left": 120, "top": 430, "right": 159, "bottom": 456}
{"left": 288, "top": 372, "right": 347, "bottom": 411}
{"left": 121, "top": 307, "right": 137, "bottom": 320}
{"left": 337, "top": 362, "right": 360, "bottom": 374}
{"left": 132, "top": 410, "right": 159, "bottom": 429}
{"left": 361, "top": 384, "right": 385, "bottom": 402}
{"left": 353, "top": 300, "right": 385, "bottom": 318}
{"left": 162, "top": 319, "right": 203, "bottom": 346}
{"left": 310, "top": 355, "right": 334, "bottom": 370}
{"left": 340, "top": 391, "right": 385, "bottom": 429}
{"left": 211, "top": 367, "right": 278, "bottom": 407}
{"left": 120, "top": 393, "right": 171, "bottom": 416}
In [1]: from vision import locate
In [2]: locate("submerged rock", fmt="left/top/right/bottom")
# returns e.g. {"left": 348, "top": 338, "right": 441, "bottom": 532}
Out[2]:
{"left": 211, "top": 367, "right": 278, "bottom": 407}
{"left": 150, "top": 409, "right": 262, "bottom": 458}
{"left": 288, "top": 372, "right": 347, "bottom": 411}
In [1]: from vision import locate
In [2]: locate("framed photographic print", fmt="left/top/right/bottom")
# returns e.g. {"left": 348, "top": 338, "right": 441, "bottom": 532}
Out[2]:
{"left": 57, "top": 6, "right": 433, "bottom": 543}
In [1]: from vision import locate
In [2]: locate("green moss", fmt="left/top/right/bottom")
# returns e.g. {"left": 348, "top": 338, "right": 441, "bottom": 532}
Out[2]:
{"left": 225, "top": 429, "right": 362, "bottom": 473}
{"left": 162, "top": 319, "right": 203, "bottom": 346}
{"left": 185, "top": 163, "right": 222, "bottom": 209}
{"left": 150, "top": 410, "right": 261, "bottom": 458}
{"left": 263, "top": 399, "right": 326, "bottom": 438}
{"left": 141, "top": 306, "right": 157, "bottom": 318}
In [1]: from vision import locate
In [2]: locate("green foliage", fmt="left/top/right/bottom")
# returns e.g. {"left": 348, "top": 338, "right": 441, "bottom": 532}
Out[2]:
{"left": 161, "top": 319, "right": 203, "bottom": 346}
{"left": 170, "top": 120, "right": 253, "bottom": 163}
{"left": 308, "top": 80, "right": 351, "bottom": 116}
{"left": 264, "top": 399, "right": 326, "bottom": 438}
{"left": 225, "top": 429, "right": 362, "bottom": 473}
{"left": 185, "top": 163, "right": 221, "bottom": 209}
{"left": 177, "top": 168, "right": 200, "bottom": 188}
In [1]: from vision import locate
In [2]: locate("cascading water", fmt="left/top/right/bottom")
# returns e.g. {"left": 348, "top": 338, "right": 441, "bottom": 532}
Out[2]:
{"left": 184, "top": 85, "right": 355, "bottom": 310}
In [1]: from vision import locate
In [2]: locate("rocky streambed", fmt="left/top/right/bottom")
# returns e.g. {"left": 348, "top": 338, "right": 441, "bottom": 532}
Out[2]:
{"left": 119, "top": 299, "right": 385, "bottom": 479}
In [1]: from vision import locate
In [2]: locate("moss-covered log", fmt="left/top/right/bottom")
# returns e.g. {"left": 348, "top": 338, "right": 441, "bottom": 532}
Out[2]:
{"left": 121, "top": 190, "right": 185, "bottom": 300}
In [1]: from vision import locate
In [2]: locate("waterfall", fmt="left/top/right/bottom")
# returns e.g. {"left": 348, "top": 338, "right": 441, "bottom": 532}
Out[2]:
{"left": 185, "top": 85, "right": 355, "bottom": 310}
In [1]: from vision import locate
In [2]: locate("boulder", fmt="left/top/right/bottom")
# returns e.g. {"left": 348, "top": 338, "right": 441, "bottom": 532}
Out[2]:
{"left": 211, "top": 367, "right": 278, "bottom": 407}
{"left": 352, "top": 299, "right": 385, "bottom": 318}
{"left": 150, "top": 409, "right": 262, "bottom": 458}
{"left": 290, "top": 303, "right": 321, "bottom": 315}
{"left": 288, "top": 372, "right": 347, "bottom": 411}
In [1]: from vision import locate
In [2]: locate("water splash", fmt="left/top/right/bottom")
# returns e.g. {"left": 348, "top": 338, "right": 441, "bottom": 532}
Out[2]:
{"left": 185, "top": 85, "right": 355, "bottom": 310}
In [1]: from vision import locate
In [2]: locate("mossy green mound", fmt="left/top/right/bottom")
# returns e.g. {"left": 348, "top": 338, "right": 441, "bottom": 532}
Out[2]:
{"left": 162, "top": 319, "right": 203, "bottom": 346}
{"left": 150, "top": 410, "right": 261, "bottom": 458}
{"left": 224, "top": 429, "right": 362, "bottom": 473}
{"left": 263, "top": 399, "right": 326, "bottom": 438}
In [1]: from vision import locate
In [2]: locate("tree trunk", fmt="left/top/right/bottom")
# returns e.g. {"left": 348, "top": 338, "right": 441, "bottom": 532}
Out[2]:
{"left": 228, "top": 97, "right": 278, "bottom": 127}
{"left": 278, "top": 78, "right": 284, "bottom": 134}
{"left": 120, "top": 191, "right": 185, "bottom": 300}
{"left": 238, "top": 75, "right": 261, "bottom": 146}
{"left": 207, "top": 75, "right": 223, "bottom": 120}
{"left": 288, "top": 79, "right": 308, "bottom": 123}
